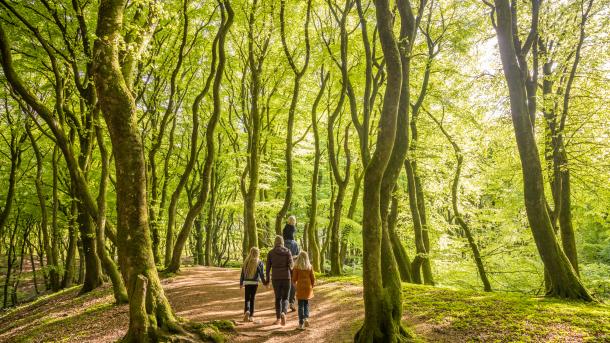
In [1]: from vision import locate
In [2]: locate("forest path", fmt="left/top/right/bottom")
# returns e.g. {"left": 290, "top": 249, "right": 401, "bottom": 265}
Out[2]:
{"left": 0, "top": 266, "right": 367, "bottom": 343}
{"left": 164, "top": 267, "right": 362, "bottom": 342}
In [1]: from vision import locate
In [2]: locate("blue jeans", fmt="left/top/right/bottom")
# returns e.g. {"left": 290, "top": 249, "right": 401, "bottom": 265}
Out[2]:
{"left": 298, "top": 299, "right": 309, "bottom": 325}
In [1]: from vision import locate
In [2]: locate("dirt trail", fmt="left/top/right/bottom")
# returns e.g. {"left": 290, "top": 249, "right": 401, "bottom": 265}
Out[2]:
{"left": 164, "top": 267, "right": 363, "bottom": 342}
{"left": 0, "top": 267, "right": 365, "bottom": 343}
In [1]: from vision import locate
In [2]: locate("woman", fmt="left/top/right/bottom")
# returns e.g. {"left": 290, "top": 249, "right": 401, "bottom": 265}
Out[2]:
{"left": 265, "top": 235, "right": 293, "bottom": 325}
{"left": 240, "top": 247, "right": 266, "bottom": 322}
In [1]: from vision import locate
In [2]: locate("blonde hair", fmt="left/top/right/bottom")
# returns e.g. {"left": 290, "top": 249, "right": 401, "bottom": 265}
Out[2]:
{"left": 274, "top": 235, "right": 284, "bottom": 247}
{"left": 295, "top": 251, "right": 312, "bottom": 271}
{"left": 243, "top": 247, "right": 260, "bottom": 279}
{"left": 287, "top": 215, "right": 296, "bottom": 225}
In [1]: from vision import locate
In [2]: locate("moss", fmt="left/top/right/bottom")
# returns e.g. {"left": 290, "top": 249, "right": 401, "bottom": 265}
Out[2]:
{"left": 188, "top": 320, "right": 235, "bottom": 343}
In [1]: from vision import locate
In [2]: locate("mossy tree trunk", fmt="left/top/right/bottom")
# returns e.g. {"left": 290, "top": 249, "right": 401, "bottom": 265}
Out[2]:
{"left": 355, "top": 0, "right": 413, "bottom": 340}
{"left": 93, "top": 0, "right": 187, "bottom": 339}
{"left": 492, "top": 0, "right": 593, "bottom": 301}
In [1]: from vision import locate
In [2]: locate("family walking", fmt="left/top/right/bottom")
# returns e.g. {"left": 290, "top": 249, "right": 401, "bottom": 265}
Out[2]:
{"left": 239, "top": 216, "right": 316, "bottom": 330}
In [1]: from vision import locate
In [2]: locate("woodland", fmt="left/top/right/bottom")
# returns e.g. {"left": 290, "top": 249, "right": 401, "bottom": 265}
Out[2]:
{"left": 0, "top": 0, "right": 609, "bottom": 342}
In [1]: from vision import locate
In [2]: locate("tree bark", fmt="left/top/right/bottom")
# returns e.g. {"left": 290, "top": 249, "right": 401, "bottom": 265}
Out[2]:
{"left": 307, "top": 70, "right": 328, "bottom": 272}
{"left": 26, "top": 125, "right": 61, "bottom": 291}
{"left": 274, "top": 0, "right": 312, "bottom": 235}
{"left": 166, "top": 3, "right": 233, "bottom": 273}
{"left": 243, "top": 0, "right": 270, "bottom": 251}
{"left": 427, "top": 110, "right": 492, "bottom": 291}
{"left": 93, "top": 0, "right": 185, "bottom": 339}
{"left": 355, "top": 0, "right": 412, "bottom": 340}
{"left": 95, "top": 121, "right": 128, "bottom": 303}
{"left": 492, "top": 0, "right": 592, "bottom": 301}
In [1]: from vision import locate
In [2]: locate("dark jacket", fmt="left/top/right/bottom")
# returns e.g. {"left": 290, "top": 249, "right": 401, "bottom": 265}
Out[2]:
{"left": 284, "top": 239, "right": 300, "bottom": 258}
{"left": 282, "top": 224, "right": 296, "bottom": 241}
{"left": 266, "top": 245, "right": 293, "bottom": 281}
{"left": 240, "top": 260, "right": 266, "bottom": 286}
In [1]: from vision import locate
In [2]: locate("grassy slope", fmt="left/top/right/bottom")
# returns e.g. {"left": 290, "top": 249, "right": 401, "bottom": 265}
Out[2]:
{"left": 402, "top": 283, "right": 609, "bottom": 342}
{"left": 322, "top": 275, "right": 610, "bottom": 342}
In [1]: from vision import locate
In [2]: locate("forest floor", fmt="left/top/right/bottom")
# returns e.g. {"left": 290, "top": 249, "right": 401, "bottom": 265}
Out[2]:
{"left": 0, "top": 266, "right": 609, "bottom": 342}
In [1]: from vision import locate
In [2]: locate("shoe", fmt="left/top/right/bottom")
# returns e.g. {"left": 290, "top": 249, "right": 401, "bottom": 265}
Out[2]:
{"left": 304, "top": 319, "right": 310, "bottom": 327}
{"left": 248, "top": 316, "right": 254, "bottom": 322}
{"left": 289, "top": 303, "right": 296, "bottom": 312}
{"left": 274, "top": 319, "right": 281, "bottom": 325}
{"left": 243, "top": 311, "right": 250, "bottom": 322}
{"left": 280, "top": 313, "right": 286, "bottom": 326}
{"left": 298, "top": 323, "right": 305, "bottom": 330}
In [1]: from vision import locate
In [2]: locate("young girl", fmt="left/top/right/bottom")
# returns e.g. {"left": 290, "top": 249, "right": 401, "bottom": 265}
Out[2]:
{"left": 240, "top": 247, "right": 266, "bottom": 322}
{"left": 291, "top": 251, "right": 315, "bottom": 330}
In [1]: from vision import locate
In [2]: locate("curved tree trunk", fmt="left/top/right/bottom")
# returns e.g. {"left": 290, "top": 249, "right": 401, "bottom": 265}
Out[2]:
{"left": 167, "top": 2, "right": 234, "bottom": 273}
{"left": 243, "top": 0, "right": 270, "bottom": 251}
{"left": 26, "top": 126, "right": 61, "bottom": 291}
{"left": 355, "top": 0, "right": 412, "bottom": 340}
{"left": 427, "top": 111, "right": 492, "bottom": 291}
{"left": 492, "top": 0, "right": 592, "bottom": 301}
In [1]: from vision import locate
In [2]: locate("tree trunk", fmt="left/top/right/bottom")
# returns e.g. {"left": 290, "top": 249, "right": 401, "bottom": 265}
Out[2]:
{"left": 428, "top": 111, "right": 492, "bottom": 291}
{"left": 26, "top": 127, "right": 61, "bottom": 291}
{"left": 274, "top": 0, "right": 312, "bottom": 235}
{"left": 93, "top": 0, "right": 187, "bottom": 339}
{"left": 243, "top": 0, "right": 268, "bottom": 251}
{"left": 95, "top": 123, "right": 128, "bottom": 303}
{"left": 76, "top": 204, "right": 104, "bottom": 293}
{"left": 492, "top": 0, "right": 592, "bottom": 301}
{"left": 307, "top": 70, "right": 328, "bottom": 272}
{"left": 355, "top": 0, "right": 412, "bottom": 340}
{"left": 62, "top": 199, "right": 78, "bottom": 289}
{"left": 167, "top": 4, "right": 233, "bottom": 273}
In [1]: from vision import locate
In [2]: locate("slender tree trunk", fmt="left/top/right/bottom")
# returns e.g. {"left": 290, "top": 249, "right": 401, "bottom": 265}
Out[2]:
{"left": 165, "top": 0, "right": 216, "bottom": 267}
{"left": 3, "top": 213, "right": 18, "bottom": 308}
{"left": 62, "top": 199, "right": 78, "bottom": 289}
{"left": 307, "top": 70, "right": 328, "bottom": 272}
{"left": 26, "top": 127, "right": 61, "bottom": 291}
{"left": 95, "top": 122, "right": 128, "bottom": 303}
{"left": 167, "top": 5, "right": 233, "bottom": 273}
{"left": 428, "top": 112, "right": 492, "bottom": 291}
{"left": 76, "top": 204, "right": 103, "bottom": 293}
{"left": 50, "top": 147, "right": 61, "bottom": 288}
{"left": 274, "top": 0, "right": 312, "bottom": 235}
{"left": 243, "top": 0, "right": 268, "bottom": 251}
{"left": 29, "top": 242, "right": 39, "bottom": 294}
